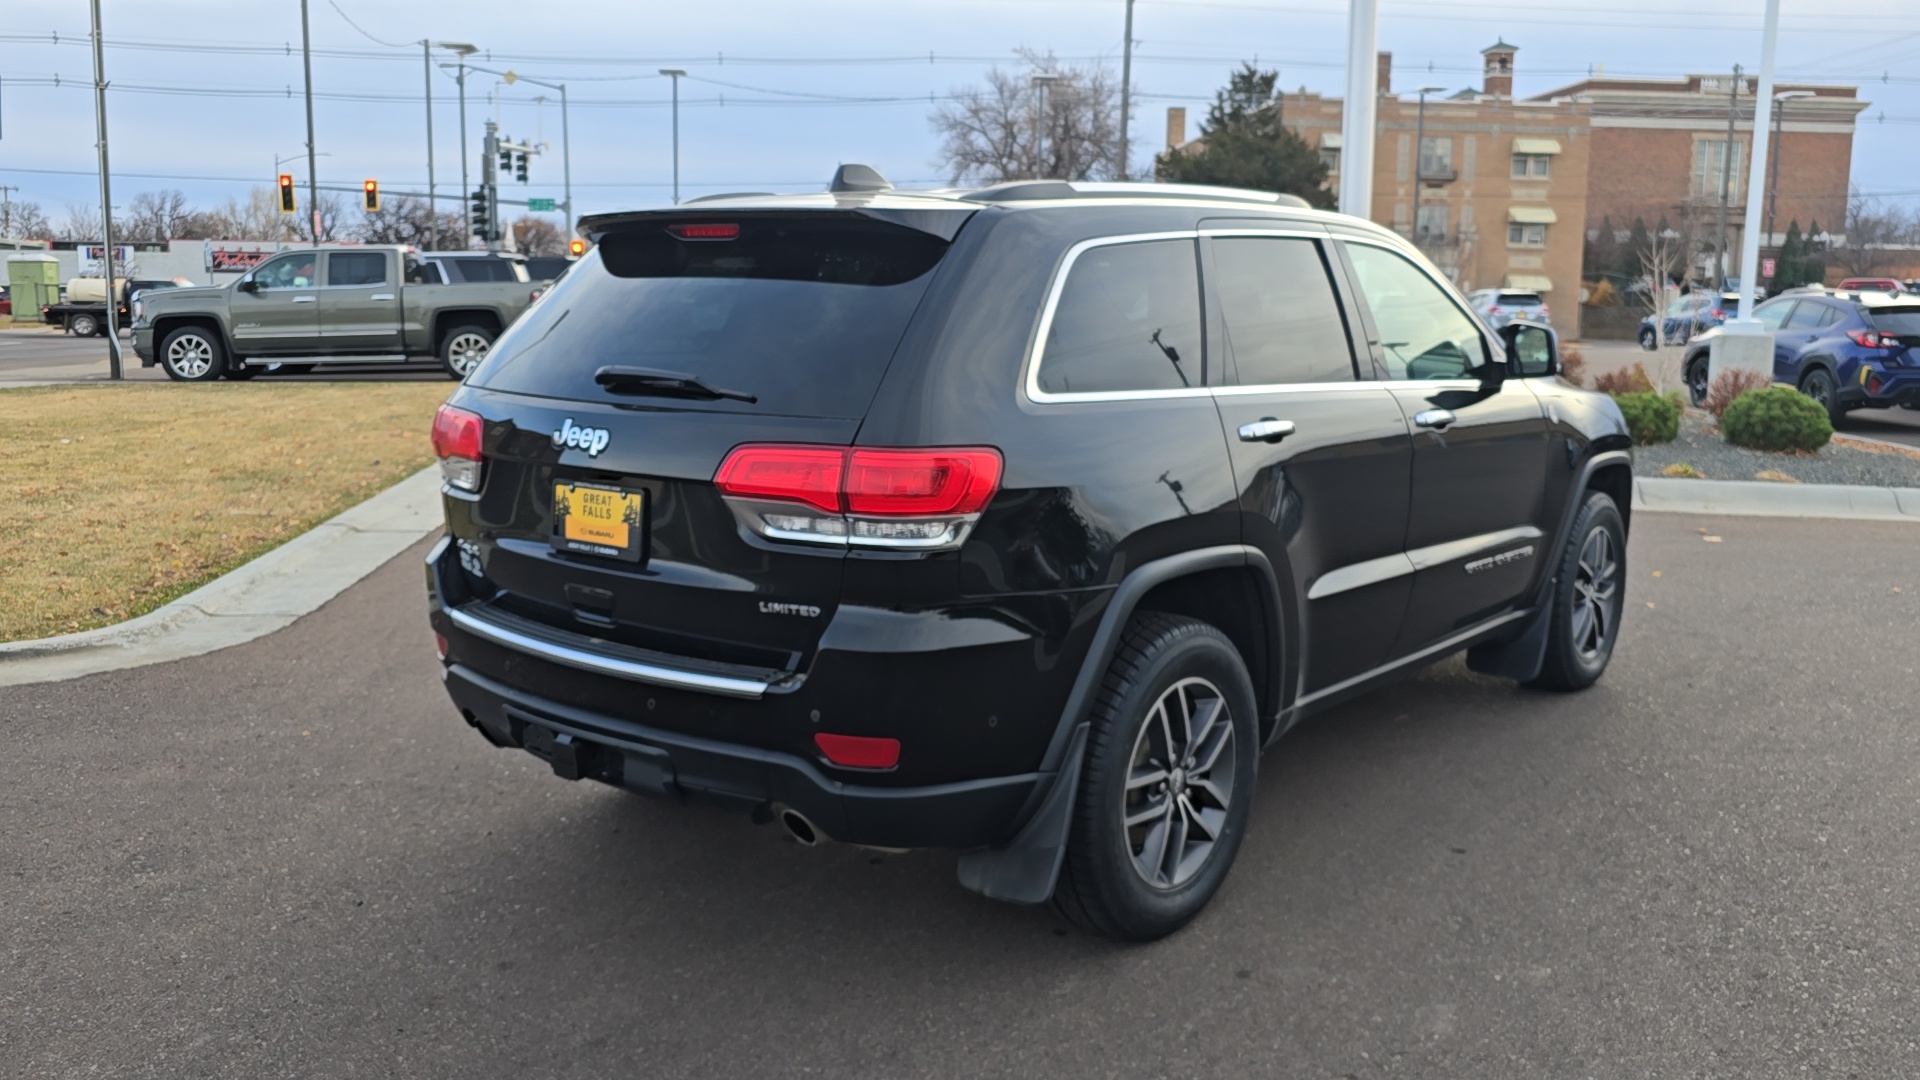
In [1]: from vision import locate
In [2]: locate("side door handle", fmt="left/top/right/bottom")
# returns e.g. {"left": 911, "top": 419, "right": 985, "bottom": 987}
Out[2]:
{"left": 291, "top": 295, "right": 317, "bottom": 304}
{"left": 1413, "top": 408, "right": 1457, "bottom": 430}
{"left": 1236, "top": 418, "right": 1296, "bottom": 443}
{"left": 369, "top": 293, "right": 395, "bottom": 302}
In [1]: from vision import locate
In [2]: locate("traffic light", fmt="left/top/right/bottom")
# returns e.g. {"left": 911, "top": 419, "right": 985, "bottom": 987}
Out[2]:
{"left": 362, "top": 179, "right": 380, "bottom": 212}
{"left": 498, "top": 146, "right": 513, "bottom": 173}
{"left": 514, "top": 152, "right": 529, "bottom": 184}
{"left": 469, "top": 188, "right": 491, "bottom": 238}
{"left": 567, "top": 238, "right": 586, "bottom": 258}
{"left": 277, "top": 173, "right": 296, "bottom": 214}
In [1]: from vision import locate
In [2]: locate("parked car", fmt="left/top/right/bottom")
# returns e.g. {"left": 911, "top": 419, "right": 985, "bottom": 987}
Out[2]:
{"left": 1836, "top": 277, "right": 1905, "bottom": 295}
{"left": 1467, "top": 288, "right": 1550, "bottom": 329}
{"left": 1638, "top": 291, "right": 1740, "bottom": 349}
{"left": 1681, "top": 291, "right": 1920, "bottom": 420}
{"left": 132, "top": 246, "right": 535, "bottom": 380}
{"left": 0, "top": 284, "right": 10, "bottom": 317}
{"left": 418, "top": 251, "right": 531, "bottom": 284}
{"left": 425, "top": 167, "right": 1635, "bottom": 940}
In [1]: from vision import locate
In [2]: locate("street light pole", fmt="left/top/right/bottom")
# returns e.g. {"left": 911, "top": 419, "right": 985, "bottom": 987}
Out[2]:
{"left": 1340, "top": 0, "right": 1380, "bottom": 217}
{"left": 1118, "top": 0, "right": 1136, "bottom": 181}
{"left": 1410, "top": 86, "right": 1446, "bottom": 245}
{"left": 440, "top": 43, "right": 478, "bottom": 246}
{"left": 88, "top": 0, "right": 122, "bottom": 379}
{"left": 1734, "top": 0, "right": 1782, "bottom": 321}
{"left": 459, "top": 63, "right": 573, "bottom": 236}
{"left": 1031, "top": 72, "right": 1060, "bottom": 177}
{"left": 299, "top": 0, "right": 320, "bottom": 243}
{"left": 423, "top": 40, "right": 436, "bottom": 251}
{"left": 660, "top": 70, "right": 686, "bottom": 203}
{"left": 1766, "top": 90, "right": 1814, "bottom": 251}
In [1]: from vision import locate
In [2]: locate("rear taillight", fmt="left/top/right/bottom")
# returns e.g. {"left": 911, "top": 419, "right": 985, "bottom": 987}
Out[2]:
{"left": 431, "top": 403, "right": 485, "bottom": 492}
{"left": 1487, "top": 305, "right": 1502, "bottom": 315}
{"left": 1541, "top": 302, "right": 1550, "bottom": 316}
{"left": 814, "top": 732, "right": 901, "bottom": 770}
{"left": 1847, "top": 329, "right": 1899, "bottom": 349}
{"left": 714, "top": 444, "right": 1003, "bottom": 550}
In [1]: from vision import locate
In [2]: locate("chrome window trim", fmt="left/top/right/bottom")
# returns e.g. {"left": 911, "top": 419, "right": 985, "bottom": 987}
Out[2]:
{"left": 1023, "top": 230, "right": 1212, "bottom": 404}
{"left": 1306, "top": 524, "right": 1545, "bottom": 600}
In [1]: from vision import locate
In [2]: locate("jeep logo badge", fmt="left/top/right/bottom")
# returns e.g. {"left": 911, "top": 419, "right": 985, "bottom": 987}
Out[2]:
{"left": 552, "top": 418, "right": 611, "bottom": 457}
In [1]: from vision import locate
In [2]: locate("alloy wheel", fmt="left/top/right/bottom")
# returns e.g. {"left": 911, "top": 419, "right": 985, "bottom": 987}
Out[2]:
{"left": 1122, "top": 676, "right": 1237, "bottom": 889}
{"left": 166, "top": 334, "right": 215, "bottom": 379}
{"left": 447, "top": 332, "right": 490, "bottom": 377}
{"left": 1570, "top": 526, "right": 1619, "bottom": 661}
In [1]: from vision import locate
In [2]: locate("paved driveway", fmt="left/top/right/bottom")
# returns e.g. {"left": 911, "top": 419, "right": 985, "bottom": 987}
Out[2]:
{"left": 3, "top": 514, "right": 1917, "bottom": 1078}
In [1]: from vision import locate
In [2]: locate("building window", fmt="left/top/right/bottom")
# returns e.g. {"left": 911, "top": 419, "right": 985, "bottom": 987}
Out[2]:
{"left": 1415, "top": 204, "right": 1449, "bottom": 241}
{"left": 1510, "top": 154, "right": 1551, "bottom": 179}
{"left": 1692, "top": 139, "right": 1745, "bottom": 200}
{"left": 1508, "top": 223, "right": 1546, "bottom": 247}
{"left": 1320, "top": 147, "right": 1340, "bottom": 172}
{"left": 1418, "top": 137, "right": 1454, "bottom": 179}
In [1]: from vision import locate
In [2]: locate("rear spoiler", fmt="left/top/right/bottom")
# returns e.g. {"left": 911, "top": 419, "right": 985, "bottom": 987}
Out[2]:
{"left": 579, "top": 206, "right": 976, "bottom": 243}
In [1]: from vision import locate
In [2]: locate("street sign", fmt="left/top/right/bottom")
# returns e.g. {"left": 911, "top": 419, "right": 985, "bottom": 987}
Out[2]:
{"left": 1762, "top": 258, "right": 1777, "bottom": 278}
{"left": 528, "top": 198, "right": 557, "bottom": 212}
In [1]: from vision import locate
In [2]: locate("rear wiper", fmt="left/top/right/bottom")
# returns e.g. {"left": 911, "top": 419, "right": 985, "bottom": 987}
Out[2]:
{"left": 593, "top": 365, "right": 758, "bottom": 404}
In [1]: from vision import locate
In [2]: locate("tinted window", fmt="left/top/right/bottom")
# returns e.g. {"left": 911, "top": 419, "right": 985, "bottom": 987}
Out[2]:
{"left": 1865, "top": 307, "right": 1920, "bottom": 337}
{"left": 1755, "top": 299, "right": 1795, "bottom": 330}
{"left": 1038, "top": 239, "right": 1203, "bottom": 394}
{"left": 442, "top": 258, "right": 524, "bottom": 283}
{"left": 327, "top": 252, "right": 387, "bottom": 287}
{"left": 1497, "top": 292, "right": 1542, "bottom": 305}
{"left": 1344, "top": 243, "right": 1488, "bottom": 380}
{"left": 466, "top": 220, "right": 948, "bottom": 419}
{"left": 1211, "top": 237, "right": 1354, "bottom": 385}
{"left": 1785, "top": 302, "right": 1834, "bottom": 330}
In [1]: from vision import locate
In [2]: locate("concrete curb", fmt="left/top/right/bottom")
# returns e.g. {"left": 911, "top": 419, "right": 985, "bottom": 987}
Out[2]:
{"left": 1634, "top": 476, "right": 1920, "bottom": 522}
{"left": 0, "top": 467, "right": 443, "bottom": 687}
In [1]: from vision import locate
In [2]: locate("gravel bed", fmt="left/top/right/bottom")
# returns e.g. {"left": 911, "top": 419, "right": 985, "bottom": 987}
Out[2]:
{"left": 1630, "top": 408, "right": 1920, "bottom": 488}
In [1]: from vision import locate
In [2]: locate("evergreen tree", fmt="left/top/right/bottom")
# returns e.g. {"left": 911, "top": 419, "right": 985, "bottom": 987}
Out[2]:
{"left": 1776, "top": 220, "right": 1806, "bottom": 290}
{"left": 1155, "top": 64, "right": 1334, "bottom": 208}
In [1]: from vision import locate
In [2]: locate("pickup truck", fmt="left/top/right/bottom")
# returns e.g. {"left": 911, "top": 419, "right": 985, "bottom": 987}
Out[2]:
{"left": 42, "top": 278, "right": 194, "bottom": 337}
{"left": 131, "top": 246, "right": 535, "bottom": 381}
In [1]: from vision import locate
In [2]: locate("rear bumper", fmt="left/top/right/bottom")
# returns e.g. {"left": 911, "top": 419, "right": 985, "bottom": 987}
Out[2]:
{"left": 441, "top": 662, "right": 1046, "bottom": 850}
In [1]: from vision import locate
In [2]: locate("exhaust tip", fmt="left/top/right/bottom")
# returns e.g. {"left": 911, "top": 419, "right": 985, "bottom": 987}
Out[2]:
{"left": 780, "top": 809, "right": 820, "bottom": 847}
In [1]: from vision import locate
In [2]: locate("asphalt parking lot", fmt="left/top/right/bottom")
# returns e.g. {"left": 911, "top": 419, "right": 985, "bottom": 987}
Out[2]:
{"left": 4, "top": 512, "right": 1917, "bottom": 1078}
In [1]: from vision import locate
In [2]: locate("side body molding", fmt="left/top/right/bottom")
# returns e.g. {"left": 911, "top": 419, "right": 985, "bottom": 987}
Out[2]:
{"left": 955, "top": 544, "right": 1285, "bottom": 904}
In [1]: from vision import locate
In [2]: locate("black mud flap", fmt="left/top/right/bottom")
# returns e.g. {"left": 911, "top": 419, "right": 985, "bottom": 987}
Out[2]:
{"left": 954, "top": 723, "right": 1087, "bottom": 905}
{"left": 1465, "top": 601, "right": 1551, "bottom": 683}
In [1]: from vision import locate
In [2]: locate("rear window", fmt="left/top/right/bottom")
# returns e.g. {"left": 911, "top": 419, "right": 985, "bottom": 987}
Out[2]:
{"left": 464, "top": 217, "right": 949, "bottom": 417}
{"left": 1496, "top": 292, "right": 1542, "bottom": 305}
{"left": 442, "top": 258, "right": 528, "bottom": 283}
{"left": 1866, "top": 307, "right": 1920, "bottom": 337}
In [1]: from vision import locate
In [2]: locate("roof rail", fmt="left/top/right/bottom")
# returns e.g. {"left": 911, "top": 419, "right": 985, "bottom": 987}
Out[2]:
{"left": 961, "top": 180, "right": 1312, "bottom": 208}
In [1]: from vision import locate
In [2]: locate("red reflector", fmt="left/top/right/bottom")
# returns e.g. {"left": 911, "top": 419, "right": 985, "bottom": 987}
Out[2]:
{"left": 433, "top": 632, "right": 448, "bottom": 660}
{"left": 431, "top": 404, "right": 484, "bottom": 460}
{"left": 715, "top": 445, "right": 845, "bottom": 513}
{"left": 844, "top": 448, "right": 1003, "bottom": 516}
{"left": 668, "top": 223, "right": 741, "bottom": 240}
{"left": 814, "top": 733, "right": 900, "bottom": 769}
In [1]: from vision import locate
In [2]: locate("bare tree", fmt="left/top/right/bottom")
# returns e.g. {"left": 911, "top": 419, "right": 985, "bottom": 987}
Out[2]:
{"left": 123, "top": 189, "right": 195, "bottom": 243}
{"left": 930, "top": 48, "right": 1124, "bottom": 184}
{"left": 356, "top": 195, "right": 463, "bottom": 247}
{"left": 2, "top": 200, "right": 54, "bottom": 239}
{"left": 1639, "top": 227, "right": 1683, "bottom": 348}
{"left": 511, "top": 215, "right": 566, "bottom": 257}
{"left": 314, "top": 192, "right": 351, "bottom": 243}
{"left": 58, "top": 203, "right": 104, "bottom": 242}
{"left": 1830, "top": 191, "right": 1914, "bottom": 278}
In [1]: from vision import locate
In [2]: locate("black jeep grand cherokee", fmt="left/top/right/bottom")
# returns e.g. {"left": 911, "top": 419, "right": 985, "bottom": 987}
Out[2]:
{"left": 427, "top": 169, "right": 1632, "bottom": 940}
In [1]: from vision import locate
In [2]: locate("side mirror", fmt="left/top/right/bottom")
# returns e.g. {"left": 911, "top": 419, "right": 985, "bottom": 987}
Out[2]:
{"left": 238, "top": 277, "right": 259, "bottom": 293}
{"left": 1501, "top": 321, "right": 1558, "bottom": 378}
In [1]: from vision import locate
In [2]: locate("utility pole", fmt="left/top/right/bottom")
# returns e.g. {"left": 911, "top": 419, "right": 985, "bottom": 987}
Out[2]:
{"left": 1339, "top": 0, "right": 1380, "bottom": 218}
{"left": 423, "top": 40, "right": 437, "bottom": 251}
{"left": 1714, "top": 64, "right": 1741, "bottom": 289}
{"left": 0, "top": 185, "right": 17, "bottom": 237}
{"left": 1031, "top": 72, "right": 1060, "bottom": 176}
{"left": 1118, "top": 0, "right": 1136, "bottom": 181}
{"left": 299, "top": 0, "right": 320, "bottom": 243}
{"left": 482, "top": 121, "right": 501, "bottom": 252}
{"left": 89, "top": 0, "right": 122, "bottom": 379}
{"left": 660, "top": 70, "right": 686, "bottom": 204}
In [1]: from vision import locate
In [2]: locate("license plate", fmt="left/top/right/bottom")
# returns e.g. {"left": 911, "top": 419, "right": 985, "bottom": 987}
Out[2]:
{"left": 552, "top": 482, "right": 646, "bottom": 562}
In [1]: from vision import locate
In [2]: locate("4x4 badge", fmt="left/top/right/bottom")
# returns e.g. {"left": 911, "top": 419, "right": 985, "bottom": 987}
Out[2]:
{"left": 552, "top": 418, "right": 611, "bottom": 457}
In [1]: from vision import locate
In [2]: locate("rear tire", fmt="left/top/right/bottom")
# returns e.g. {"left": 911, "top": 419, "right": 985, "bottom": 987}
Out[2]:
{"left": 1686, "top": 355, "right": 1710, "bottom": 406}
{"left": 1639, "top": 328, "right": 1657, "bottom": 351}
{"left": 440, "top": 324, "right": 494, "bottom": 380}
{"left": 1799, "top": 367, "right": 1847, "bottom": 428}
{"left": 1528, "top": 491, "right": 1626, "bottom": 692}
{"left": 159, "top": 326, "right": 225, "bottom": 382}
{"left": 1050, "top": 613, "right": 1258, "bottom": 941}
{"left": 68, "top": 312, "right": 99, "bottom": 337}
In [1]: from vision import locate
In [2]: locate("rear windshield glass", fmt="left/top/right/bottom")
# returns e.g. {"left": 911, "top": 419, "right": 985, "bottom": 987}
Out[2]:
{"left": 1496, "top": 292, "right": 1542, "bottom": 305}
{"left": 1866, "top": 308, "right": 1920, "bottom": 336}
{"left": 464, "top": 218, "right": 949, "bottom": 417}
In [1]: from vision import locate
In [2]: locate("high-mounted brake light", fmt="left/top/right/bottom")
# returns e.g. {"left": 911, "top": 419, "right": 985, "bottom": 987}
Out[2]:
{"left": 668, "top": 223, "right": 741, "bottom": 241}
{"left": 814, "top": 733, "right": 901, "bottom": 770}
{"left": 714, "top": 444, "right": 1003, "bottom": 550}
{"left": 431, "top": 403, "right": 485, "bottom": 492}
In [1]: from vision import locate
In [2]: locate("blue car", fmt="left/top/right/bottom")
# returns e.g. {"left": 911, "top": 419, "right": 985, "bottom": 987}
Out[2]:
{"left": 1683, "top": 292, "right": 1920, "bottom": 424}
{"left": 1640, "top": 291, "right": 1742, "bottom": 350}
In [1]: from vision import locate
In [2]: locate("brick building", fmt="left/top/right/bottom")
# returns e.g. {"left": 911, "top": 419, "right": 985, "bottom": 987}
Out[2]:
{"left": 1529, "top": 73, "right": 1866, "bottom": 283}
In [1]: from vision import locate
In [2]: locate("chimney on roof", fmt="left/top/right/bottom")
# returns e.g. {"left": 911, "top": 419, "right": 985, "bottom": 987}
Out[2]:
{"left": 1166, "top": 106, "right": 1187, "bottom": 150}
{"left": 1376, "top": 51, "right": 1392, "bottom": 96}
{"left": 1482, "top": 40, "right": 1517, "bottom": 97}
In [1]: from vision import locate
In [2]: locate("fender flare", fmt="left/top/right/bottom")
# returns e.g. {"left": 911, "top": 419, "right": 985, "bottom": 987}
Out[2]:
{"left": 955, "top": 544, "right": 1282, "bottom": 905}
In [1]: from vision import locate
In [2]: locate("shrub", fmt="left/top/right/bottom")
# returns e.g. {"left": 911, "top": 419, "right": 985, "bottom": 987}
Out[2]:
{"left": 1703, "top": 368, "right": 1773, "bottom": 419}
{"left": 1558, "top": 342, "right": 1588, "bottom": 387}
{"left": 1613, "top": 390, "right": 1683, "bottom": 445}
{"left": 1593, "top": 361, "right": 1655, "bottom": 395}
{"left": 1720, "top": 386, "right": 1832, "bottom": 452}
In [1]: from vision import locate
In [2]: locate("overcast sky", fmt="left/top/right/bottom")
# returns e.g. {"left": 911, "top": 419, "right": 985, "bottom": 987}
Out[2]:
{"left": 2, "top": 0, "right": 1914, "bottom": 233}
